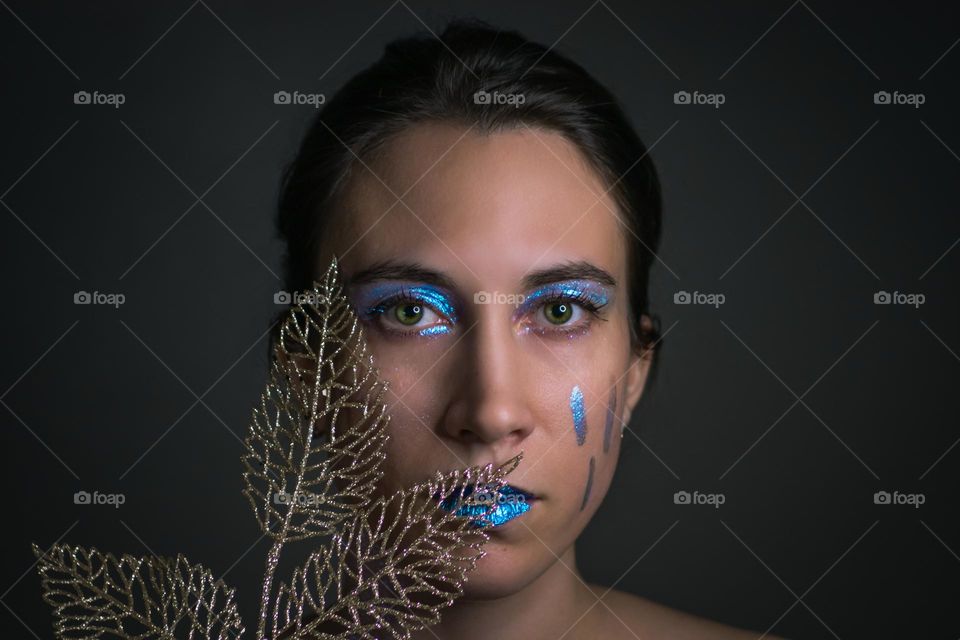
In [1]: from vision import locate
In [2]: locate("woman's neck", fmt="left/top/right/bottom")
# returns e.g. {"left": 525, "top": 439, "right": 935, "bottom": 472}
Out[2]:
{"left": 410, "top": 544, "right": 600, "bottom": 640}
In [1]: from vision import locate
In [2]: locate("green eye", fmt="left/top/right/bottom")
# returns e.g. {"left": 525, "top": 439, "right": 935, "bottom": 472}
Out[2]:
{"left": 394, "top": 303, "right": 424, "bottom": 325}
{"left": 543, "top": 302, "right": 573, "bottom": 325}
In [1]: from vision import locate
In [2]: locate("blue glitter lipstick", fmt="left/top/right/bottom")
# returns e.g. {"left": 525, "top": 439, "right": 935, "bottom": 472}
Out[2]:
{"left": 438, "top": 483, "right": 534, "bottom": 528}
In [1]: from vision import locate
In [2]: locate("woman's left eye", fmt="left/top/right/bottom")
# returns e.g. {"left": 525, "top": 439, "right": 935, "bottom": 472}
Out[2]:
{"left": 526, "top": 295, "right": 603, "bottom": 334}
{"left": 541, "top": 300, "right": 577, "bottom": 325}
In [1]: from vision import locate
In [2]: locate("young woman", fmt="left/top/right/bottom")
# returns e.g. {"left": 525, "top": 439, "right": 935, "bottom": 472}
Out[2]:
{"left": 271, "top": 20, "right": 780, "bottom": 640}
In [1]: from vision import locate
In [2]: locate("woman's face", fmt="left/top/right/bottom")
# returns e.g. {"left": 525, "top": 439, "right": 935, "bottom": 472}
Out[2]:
{"left": 317, "top": 122, "right": 653, "bottom": 598}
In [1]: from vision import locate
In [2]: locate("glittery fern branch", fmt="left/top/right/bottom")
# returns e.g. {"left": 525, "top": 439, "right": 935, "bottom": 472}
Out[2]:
{"left": 270, "top": 455, "right": 521, "bottom": 640}
{"left": 242, "top": 258, "right": 390, "bottom": 541}
{"left": 31, "top": 543, "right": 244, "bottom": 640}
{"left": 244, "top": 257, "right": 393, "bottom": 639}
{"left": 32, "top": 255, "right": 521, "bottom": 640}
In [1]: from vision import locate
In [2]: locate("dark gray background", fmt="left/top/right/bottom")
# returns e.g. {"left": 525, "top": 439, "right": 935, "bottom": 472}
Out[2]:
{"left": 2, "top": 2, "right": 958, "bottom": 638}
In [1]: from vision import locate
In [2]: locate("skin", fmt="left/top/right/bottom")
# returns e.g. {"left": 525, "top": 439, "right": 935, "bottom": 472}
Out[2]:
{"left": 312, "top": 122, "right": 780, "bottom": 640}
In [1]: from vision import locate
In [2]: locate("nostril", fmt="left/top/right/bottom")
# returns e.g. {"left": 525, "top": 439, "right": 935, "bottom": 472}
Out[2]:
{"left": 457, "top": 429, "right": 480, "bottom": 443}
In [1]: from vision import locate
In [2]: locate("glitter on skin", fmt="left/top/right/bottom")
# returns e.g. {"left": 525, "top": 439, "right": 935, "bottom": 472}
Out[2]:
{"left": 402, "top": 285, "right": 459, "bottom": 322}
{"left": 570, "top": 385, "right": 587, "bottom": 446}
{"left": 417, "top": 324, "right": 451, "bottom": 336}
{"left": 603, "top": 385, "right": 617, "bottom": 453}
{"left": 350, "top": 283, "right": 459, "bottom": 333}
{"left": 512, "top": 279, "right": 611, "bottom": 319}
{"left": 580, "top": 457, "right": 595, "bottom": 511}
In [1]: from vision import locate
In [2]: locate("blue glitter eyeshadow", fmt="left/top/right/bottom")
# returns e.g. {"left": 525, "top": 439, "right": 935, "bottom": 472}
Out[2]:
{"left": 514, "top": 279, "right": 611, "bottom": 317}
{"left": 570, "top": 385, "right": 587, "bottom": 446}
{"left": 405, "top": 285, "right": 459, "bottom": 322}
{"left": 417, "top": 324, "right": 451, "bottom": 336}
{"left": 350, "top": 282, "right": 459, "bottom": 325}
{"left": 438, "top": 483, "right": 532, "bottom": 528}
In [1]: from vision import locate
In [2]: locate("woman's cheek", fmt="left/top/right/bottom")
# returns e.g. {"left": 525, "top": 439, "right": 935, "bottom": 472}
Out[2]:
{"left": 562, "top": 376, "right": 622, "bottom": 516}
{"left": 374, "top": 360, "right": 443, "bottom": 487}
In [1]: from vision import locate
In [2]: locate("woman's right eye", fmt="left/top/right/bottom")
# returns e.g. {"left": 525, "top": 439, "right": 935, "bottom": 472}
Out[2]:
{"left": 368, "top": 297, "right": 452, "bottom": 337}
{"left": 350, "top": 282, "right": 460, "bottom": 338}
{"left": 393, "top": 302, "right": 425, "bottom": 325}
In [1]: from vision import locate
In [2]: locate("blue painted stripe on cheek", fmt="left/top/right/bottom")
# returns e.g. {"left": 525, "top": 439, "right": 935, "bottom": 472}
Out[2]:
{"left": 580, "top": 456, "right": 595, "bottom": 511}
{"left": 570, "top": 385, "right": 586, "bottom": 446}
{"left": 603, "top": 385, "right": 617, "bottom": 453}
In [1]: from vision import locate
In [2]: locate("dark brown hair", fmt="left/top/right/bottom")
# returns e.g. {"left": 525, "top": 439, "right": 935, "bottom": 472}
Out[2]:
{"left": 271, "top": 19, "right": 664, "bottom": 379}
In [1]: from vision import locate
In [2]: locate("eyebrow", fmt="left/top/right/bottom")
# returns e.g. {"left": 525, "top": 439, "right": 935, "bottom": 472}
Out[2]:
{"left": 346, "top": 260, "right": 460, "bottom": 290}
{"left": 521, "top": 260, "right": 617, "bottom": 290}
{"left": 345, "top": 259, "right": 617, "bottom": 291}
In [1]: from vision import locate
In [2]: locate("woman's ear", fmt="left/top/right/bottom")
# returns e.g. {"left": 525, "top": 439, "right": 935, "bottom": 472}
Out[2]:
{"left": 621, "top": 314, "right": 657, "bottom": 425}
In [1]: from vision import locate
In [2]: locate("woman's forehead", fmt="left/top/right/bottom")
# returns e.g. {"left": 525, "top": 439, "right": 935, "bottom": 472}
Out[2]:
{"left": 330, "top": 122, "right": 629, "bottom": 289}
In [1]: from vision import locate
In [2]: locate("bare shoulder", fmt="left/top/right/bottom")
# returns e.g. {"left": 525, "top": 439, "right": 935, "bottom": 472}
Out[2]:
{"left": 587, "top": 585, "right": 788, "bottom": 640}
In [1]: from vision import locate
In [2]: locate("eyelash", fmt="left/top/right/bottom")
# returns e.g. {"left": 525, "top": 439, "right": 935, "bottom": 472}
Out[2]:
{"left": 364, "top": 288, "right": 608, "bottom": 338}
{"left": 364, "top": 287, "right": 451, "bottom": 338}
{"left": 536, "top": 291, "right": 605, "bottom": 315}
{"left": 522, "top": 291, "right": 608, "bottom": 337}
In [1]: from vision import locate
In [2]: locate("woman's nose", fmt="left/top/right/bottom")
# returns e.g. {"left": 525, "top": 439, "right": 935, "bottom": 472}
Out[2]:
{"left": 439, "top": 318, "right": 535, "bottom": 449}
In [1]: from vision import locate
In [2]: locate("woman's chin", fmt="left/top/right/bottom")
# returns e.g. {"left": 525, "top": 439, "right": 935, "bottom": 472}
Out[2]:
{"left": 458, "top": 533, "right": 540, "bottom": 600}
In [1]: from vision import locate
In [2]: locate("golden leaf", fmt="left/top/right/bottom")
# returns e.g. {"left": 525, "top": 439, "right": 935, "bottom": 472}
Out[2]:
{"left": 33, "top": 255, "right": 523, "bottom": 640}
{"left": 31, "top": 543, "right": 244, "bottom": 640}
{"left": 242, "top": 256, "right": 389, "bottom": 542}
{"left": 270, "top": 455, "right": 522, "bottom": 640}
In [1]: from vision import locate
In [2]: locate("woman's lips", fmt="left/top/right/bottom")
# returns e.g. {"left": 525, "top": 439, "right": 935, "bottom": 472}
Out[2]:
{"left": 437, "top": 482, "right": 536, "bottom": 528}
